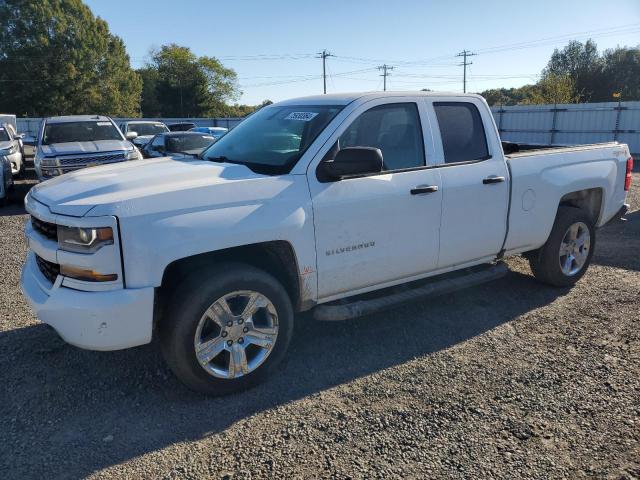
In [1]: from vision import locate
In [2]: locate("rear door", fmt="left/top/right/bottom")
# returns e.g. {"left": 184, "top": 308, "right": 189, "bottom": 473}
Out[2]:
{"left": 308, "top": 98, "right": 443, "bottom": 300}
{"left": 424, "top": 98, "right": 509, "bottom": 268}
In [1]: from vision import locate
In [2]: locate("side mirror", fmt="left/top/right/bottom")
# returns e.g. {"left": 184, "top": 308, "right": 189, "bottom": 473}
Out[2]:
{"left": 125, "top": 131, "right": 138, "bottom": 140}
{"left": 320, "top": 147, "right": 383, "bottom": 180}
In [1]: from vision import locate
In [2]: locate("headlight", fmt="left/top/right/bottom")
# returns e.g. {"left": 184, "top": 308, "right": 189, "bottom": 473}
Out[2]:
{"left": 125, "top": 148, "right": 141, "bottom": 160}
{"left": 57, "top": 226, "right": 114, "bottom": 253}
{"left": 0, "top": 145, "right": 17, "bottom": 156}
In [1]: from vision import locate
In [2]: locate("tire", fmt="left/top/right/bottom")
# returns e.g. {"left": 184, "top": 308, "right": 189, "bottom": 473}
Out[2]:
{"left": 1, "top": 174, "right": 11, "bottom": 207}
{"left": 528, "top": 206, "right": 596, "bottom": 287}
{"left": 159, "top": 262, "right": 294, "bottom": 395}
{"left": 18, "top": 157, "right": 25, "bottom": 178}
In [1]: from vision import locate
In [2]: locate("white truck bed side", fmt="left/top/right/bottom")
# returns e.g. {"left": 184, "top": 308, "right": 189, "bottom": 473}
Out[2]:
{"left": 504, "top": 142, "right": 630, "bottom": 253}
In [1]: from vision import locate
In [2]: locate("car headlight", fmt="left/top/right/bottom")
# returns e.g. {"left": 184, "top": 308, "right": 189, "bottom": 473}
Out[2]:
{"left": 0, "top": 145, "right": 17, "bottom": 156}
{"left": 125, "top": 148, "right": 141, "bottom": 160}
{"left": 57, "top": 226, "right": 114, "bottom": 253}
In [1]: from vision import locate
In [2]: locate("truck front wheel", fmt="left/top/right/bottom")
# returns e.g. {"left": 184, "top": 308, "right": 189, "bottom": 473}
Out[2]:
{"left": 159, "top": 263, "right": 294, "bottom": 395}
{"left": 528, "top": 206, "right": 596, "bottom": 287}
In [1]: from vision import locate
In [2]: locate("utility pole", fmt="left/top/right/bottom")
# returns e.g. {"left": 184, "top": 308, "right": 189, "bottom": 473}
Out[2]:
{"left": 378, "top": 64, "right": 394, "bottom": 91}
{"left": 316, "top": 50, "right": 334, "bottom": 94}
{"left": 456, "top": 50, "right": 477, "bottom": 93}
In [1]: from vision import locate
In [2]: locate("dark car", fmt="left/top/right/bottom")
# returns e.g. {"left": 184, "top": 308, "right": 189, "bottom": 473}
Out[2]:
{"left": 167, "top": 122, "right": 197, "bottom": 132}
{"left": 142, "top": 131, "right": 216, "bottom": 159}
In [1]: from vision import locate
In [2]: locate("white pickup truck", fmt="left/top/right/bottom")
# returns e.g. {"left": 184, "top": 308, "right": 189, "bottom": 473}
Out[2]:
{"left": 21, "top": 92, "right": 633, "bottom": 395}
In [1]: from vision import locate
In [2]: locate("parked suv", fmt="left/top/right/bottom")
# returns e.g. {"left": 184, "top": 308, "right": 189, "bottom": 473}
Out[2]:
{"left": 118, "top": 120, "right": 169, "bottom": 150}
{"left": 34, "top": 115, "right": 142, "bottom": 181}
{"left": 0, "top": 122, "right": 25, "bottom": 177}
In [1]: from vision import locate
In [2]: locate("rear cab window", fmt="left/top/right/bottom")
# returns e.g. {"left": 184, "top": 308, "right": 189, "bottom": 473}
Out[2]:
{"left": 433, "top": 102, "right": 489, "bottom": 164}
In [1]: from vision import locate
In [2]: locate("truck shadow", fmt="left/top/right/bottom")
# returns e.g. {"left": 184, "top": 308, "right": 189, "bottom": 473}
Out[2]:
{"left": 0, "top": 269, "right": 567, "bottom": 479}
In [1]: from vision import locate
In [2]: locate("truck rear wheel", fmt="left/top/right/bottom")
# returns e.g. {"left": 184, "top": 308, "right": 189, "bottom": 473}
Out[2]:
{"left": 528, "top": 206, "right": 595, "bottom": 287}
{"left": 159, "top": 263, "right": 294, "bottom": 395}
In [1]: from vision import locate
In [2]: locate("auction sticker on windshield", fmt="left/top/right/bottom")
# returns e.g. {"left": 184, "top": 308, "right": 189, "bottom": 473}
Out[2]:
{"left": 285, "top": 112, "right": 319, "bottom": 121}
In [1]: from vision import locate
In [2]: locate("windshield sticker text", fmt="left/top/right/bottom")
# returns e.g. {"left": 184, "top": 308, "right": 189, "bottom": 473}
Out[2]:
{"left": 285, "top": 112, "right": 318, "bottom": 122}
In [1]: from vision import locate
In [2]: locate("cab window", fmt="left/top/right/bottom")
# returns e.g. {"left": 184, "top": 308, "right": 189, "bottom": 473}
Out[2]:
{"left": 339, "top": 103, "right": 425, "bottom": 171}
{"left": 433, "top": 102, "right": 489, "bottom": 164}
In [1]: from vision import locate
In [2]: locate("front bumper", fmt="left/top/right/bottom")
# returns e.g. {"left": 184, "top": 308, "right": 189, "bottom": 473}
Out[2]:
{"left": 21, "top": 252, "right": 155, "bottom": 351}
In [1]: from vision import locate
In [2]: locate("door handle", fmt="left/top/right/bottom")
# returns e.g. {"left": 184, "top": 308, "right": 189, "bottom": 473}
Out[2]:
{"left": 410, "top": 185, "right": 439, "bottom": 195}
{"left": 483, "top": 176, "right": 505, "bottom": 185}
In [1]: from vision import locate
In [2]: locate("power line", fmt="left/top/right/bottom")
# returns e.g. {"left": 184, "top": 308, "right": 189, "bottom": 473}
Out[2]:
{"left": 316, "top": 49, "right": 334, "bottom": 94}
{"left": 456, "top": 50, "right": 477, "bottom": 93}
{"left": 378, "top": 64, "right": 394, "bottom": 91}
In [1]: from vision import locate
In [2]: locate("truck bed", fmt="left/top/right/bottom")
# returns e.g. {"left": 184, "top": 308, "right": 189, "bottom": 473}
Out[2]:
{"left": 503, "top": 141, "right": 630, "bottom": 255}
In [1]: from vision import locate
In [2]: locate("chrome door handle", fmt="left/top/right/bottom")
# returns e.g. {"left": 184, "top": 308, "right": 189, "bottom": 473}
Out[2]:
{"left": 410, "top": 185, "right": 439, "bottom": 195}
{"left": 483, "top": 176, "right": 505, "bottom": 185}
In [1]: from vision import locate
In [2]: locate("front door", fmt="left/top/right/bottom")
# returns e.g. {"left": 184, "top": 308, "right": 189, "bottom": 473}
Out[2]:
{"left": 309, "top": 100, "right": 443, "bottom": 300}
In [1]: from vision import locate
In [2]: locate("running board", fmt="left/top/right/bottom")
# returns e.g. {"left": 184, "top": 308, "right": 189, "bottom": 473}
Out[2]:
{"left": 313, "top": 262, "right": 509, "bottom": 322}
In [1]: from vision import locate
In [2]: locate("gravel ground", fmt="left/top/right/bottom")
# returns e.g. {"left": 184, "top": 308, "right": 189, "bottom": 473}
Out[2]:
{"left": 1, "top": 173, "right": 639, "bottom": 480}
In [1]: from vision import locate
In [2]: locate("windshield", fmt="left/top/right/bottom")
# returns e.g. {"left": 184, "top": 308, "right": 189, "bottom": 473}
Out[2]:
{"left": 0, "top": 128, "right": 9, "bottom": 142}
{"left": 42, "top": 121, "right": 122, "bottom": 145}
{"left": 128, "top": 123, "right": 168, "bottom": 136}
{"left": 201, "top": 104, "right": 343, "bottom": 174}
{"left": 167, "top": 134, "right": 215, "bottom": 153}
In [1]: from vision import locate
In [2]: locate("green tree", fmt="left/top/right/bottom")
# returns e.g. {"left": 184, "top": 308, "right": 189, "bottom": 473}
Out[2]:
{"left": 222, "top": 100, "right": 273, "bottom": 117}
{"left": 542, "top": 40, "right": 602, "bottom": 101}
{"left": 599, "top": 46, "right": 640, "bottom": 101}
{"left": 524, "top": 74, "right": 579, "bottom": 105}
{"left": 137, "top": 67, "right": 162, "bottom": 117}
{"left": 143, "top": 44, "right": 240, "bottom": 117}
{"left": 480, "top": 85, "right": 540, "bottom": 106}
{"left": 481, "top": 40, "right": 640, "bottom": 105}
{"left": 0, "top": 0, "right": 141, "bottom": 116}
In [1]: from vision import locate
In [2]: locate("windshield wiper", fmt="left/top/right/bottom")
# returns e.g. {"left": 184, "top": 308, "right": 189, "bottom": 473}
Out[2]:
{"left": 207, "top": 155, "right": 230, "bottom": 163}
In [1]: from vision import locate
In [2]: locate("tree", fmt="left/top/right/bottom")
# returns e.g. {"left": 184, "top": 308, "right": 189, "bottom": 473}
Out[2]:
{"left": 542, "top": 40, "right": 602, "bottom": 101}
{"left": 481, "top": 40, "right": 640, "bottom": 105}
{"left": 600, "top": 46, "right": 640, "bottom": 101}
{"left": 524, "top": 74, "right": 579, "bottom": 105}
{"left": 480, "top": 85, "right": 540, "bottom": 106}
{"left": 223, "top": 100, "right": 273, "bottom": 117}
{"left": 137, "top": 67, "right": 162, "bottom": 117}
{"left": 142, "top": 44, "right": 240, "bottom": 117}
{"left": 0, "top": 0, "right": 142, "bottom": 116}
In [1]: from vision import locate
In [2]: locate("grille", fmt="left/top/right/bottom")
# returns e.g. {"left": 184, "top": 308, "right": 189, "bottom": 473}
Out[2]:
{"left": 31, "top": 216, "right": 57, "bottom": 241}
{"left": 58, "top": 152, "right": 126, "bottom": 166}
{"left": 45, "top": 152, "right": 128, "bottom": 175}
{"left": 35, "top": 254, "right": 60, "bottom": 284}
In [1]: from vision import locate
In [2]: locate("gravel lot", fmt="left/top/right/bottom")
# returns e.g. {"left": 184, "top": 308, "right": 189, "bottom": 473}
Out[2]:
{"left": 1, "top": 173, "right": 638, "bottom": 479}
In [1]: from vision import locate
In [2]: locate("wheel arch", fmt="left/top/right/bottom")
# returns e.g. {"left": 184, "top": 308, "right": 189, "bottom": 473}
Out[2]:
{"left": 157, "top": 241, "right": 304, "bottom": 325}
{"left": 558, "top": 187, "right": 603, "bottom": 224}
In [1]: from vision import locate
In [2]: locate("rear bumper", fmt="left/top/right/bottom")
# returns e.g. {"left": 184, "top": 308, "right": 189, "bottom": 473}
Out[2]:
{"left": 21, "top": 252, "right": 155, "bottom": 351}
{"left": 603, "top": 203, "right": 630, "bottom": 226}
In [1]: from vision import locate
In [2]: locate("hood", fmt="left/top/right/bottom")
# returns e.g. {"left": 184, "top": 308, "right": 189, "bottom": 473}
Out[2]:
{"left": 39, "top": 140, "right": 132, "bottom": 157}
{"left": 30, "top": 156, "right": 289, "bottom": 218}
{"left": 133, "top": 136, "right": 153, "bottom": 146}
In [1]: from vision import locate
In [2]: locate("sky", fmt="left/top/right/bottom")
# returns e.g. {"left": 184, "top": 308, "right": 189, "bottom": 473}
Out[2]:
{"left": 84, "top": 0, "right": 640, "bottom": 105}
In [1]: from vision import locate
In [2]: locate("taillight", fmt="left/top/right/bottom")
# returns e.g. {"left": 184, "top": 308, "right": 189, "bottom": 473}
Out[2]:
{"left": 624, "top": 157, "right": 633, "bottom": 191}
